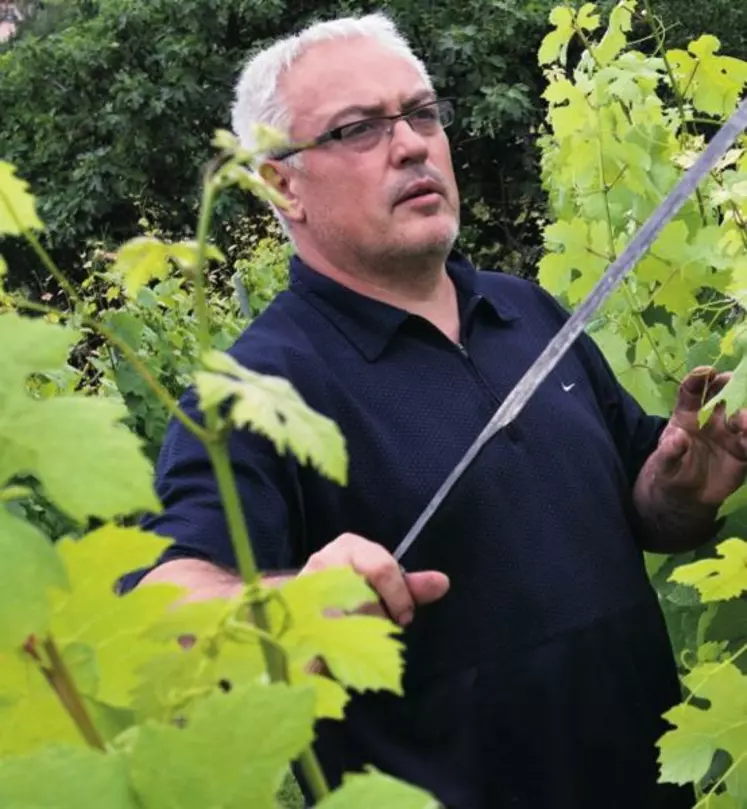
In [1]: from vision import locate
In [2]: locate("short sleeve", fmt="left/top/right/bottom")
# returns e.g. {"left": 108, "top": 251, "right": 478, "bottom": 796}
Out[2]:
{"left": 118, "top": 387, "right": 303, "bottom": 593}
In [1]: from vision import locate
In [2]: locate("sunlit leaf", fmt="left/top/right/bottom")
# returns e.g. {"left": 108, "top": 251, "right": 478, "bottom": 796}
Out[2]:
{"left": 669, "top": 538, "right": 747, "bottom": 602}
{"left": 0, "top": 745, "right": 135, "bottom": 808}
{"left": 659, "top": 662, "right": 747, "bottom": 796}
{"left": 130, "top": 684, "right": 315, "bottom": 809}
{"left": 0, "top": 507, "right": 68, "bottom": 650}
{"left": 317, "top": 769, "right": 440, "bottom": 809}
{"left": 0, "top": 313, "right": 159, "bottom": 521}
{"left": 195, "top": 349, "right": 347, "bottom": 484}
{"left": 0, "top": 161, "right": 44, "bottom": 235}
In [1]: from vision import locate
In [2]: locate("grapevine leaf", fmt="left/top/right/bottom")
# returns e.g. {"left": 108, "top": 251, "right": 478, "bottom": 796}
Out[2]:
{"left": 594, "top": 0, "right": 634, "bottom": 66}
{"left": 274, "top": 568, "right": 403, "bottom": 694}
{"left": 590, "top": 328, "right": 629, "bottom": 375}
{"left": 51, "top": 526, "right": 185, "bottom": 707}
{"left": 0, "top": 745, "right": 135, "bottom": 808}
{"left": 0, "top": 652, "right": 84, "bottom": 754}
{"left": 576, "top": 3, "right": 600, "bottom": 32}
{"left": 273, "top": 568, "right": 405, "bottom": 695}
{"left": 719, "top": 485, "right": 747, "bottom": 518}
{"left": 317, "top": 769, "right": 440, "bottom": 809}
{"left": 659, "top": 663, "right": 747, "bottom": 795}
{"left": 0, "top": 313, "right": 160, "bottom": 521}
{"left": 538, "top": 6, "right": 574, "bottom": 66}
{"left": 0, "top": 507, "right": 68, "bottom": 650}
{"left": 698, "top": 352, "right": 747, "bottom": 427}
{"left": 669, "top": 538, "right": 747, "bottom": 602}
{"left": 113, "top": 237, "right": 171, "bottom": 298}
{"left": 290, "top": 664, "right": 350, "bottom": 719}
{"left": 617, "top": 364, "right": 669, "bottom": 416}
{"left": 686, "top": 36, "right": 747, "bottom": 117}
{"left": 130, "top": 684, "right": 315, "bottom": 809}
{"left": 195, "top": 349, "right": 347, "bottom": 484}
{"left": 289, "top": 615, "right": 404, "bottom": 695}
{"left": 0, "top": 161, "right": 44, "bottom": 235}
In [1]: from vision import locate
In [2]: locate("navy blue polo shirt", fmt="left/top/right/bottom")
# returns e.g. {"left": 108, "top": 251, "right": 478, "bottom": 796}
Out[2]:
{"left": 123, "top": 252, "right": 691, "bottom": 808}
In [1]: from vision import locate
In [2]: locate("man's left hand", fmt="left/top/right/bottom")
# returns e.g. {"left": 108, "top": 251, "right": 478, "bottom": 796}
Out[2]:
{"left": 647, "top": 366, "right": 747, "bottom": 505}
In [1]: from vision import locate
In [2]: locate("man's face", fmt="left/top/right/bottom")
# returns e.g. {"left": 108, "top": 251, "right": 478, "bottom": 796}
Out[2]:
{"left": 278, "top": 37, "right": 460, "bottom": 271}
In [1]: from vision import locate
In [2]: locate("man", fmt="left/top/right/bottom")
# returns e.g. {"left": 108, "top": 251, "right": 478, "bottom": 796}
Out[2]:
{"left": 122, "top": 12, "right": 747, "bottom": 808}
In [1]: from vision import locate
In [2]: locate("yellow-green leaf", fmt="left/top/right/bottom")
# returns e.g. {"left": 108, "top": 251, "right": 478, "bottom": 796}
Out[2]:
{"left": 0, "top": 744, "right": 136, "bottom": 808}
{"left": 576, "top": 3, "right": 600, "bottom": 32}
{"left": 130, "top": 684, "right": 315, "bottom": 809}
{"left": 317, "top": 769, "right": 440, "bottom": 809}
{"left": 0, "top": 161, "right": 44, "bottom": 235}
{"left": 538, "top": 6, "right": 574, "bottom": 66}
{"left": 669, "top": 538, "right": 747, "bottom": 602}
{"left": 658, "top": 662, "right": 747, "bottom": 794}
{"left": 595, "top": 0, "right": 634, "bottom": 66}
{"left": 113, "top": 237, "right": 171, "bottom": 298}
{"left": 0, "top": 313, "right": 160, "bottom": 521}
{"left": 0, "top": 507, "right": 68, "bottom": 650}
{"left": 698, "top": 351, "right": 747, "bottom": 427}
{"left": 195, "top": 349, "right": 348, "bottom": 484}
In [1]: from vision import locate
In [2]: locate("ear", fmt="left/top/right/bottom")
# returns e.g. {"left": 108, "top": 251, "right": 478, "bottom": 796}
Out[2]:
{"left": 259, "top": 161, "right": 306, "bottom": 224}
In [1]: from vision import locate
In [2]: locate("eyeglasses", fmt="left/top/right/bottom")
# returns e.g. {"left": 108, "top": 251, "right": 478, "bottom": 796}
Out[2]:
{"left": 269, "top": 98, "right": 455, "bottom": 161}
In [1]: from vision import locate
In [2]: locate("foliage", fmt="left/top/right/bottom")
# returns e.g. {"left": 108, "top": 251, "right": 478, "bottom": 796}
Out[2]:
{"left": 535, "top": 1, "right": 747, "bottom": 804}
{"left": 0, "top": 135, "right": 437, "bottom": 807}
{"left": 2, "top": 0, "right": 746, "bottom": 287}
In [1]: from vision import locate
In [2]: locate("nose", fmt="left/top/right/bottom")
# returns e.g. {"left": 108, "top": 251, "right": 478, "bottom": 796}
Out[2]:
{"left": 388, "top": 117, "right": 429, "bottom": 167}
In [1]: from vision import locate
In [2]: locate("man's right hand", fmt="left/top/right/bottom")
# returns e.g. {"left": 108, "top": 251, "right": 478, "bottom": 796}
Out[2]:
{"left": 300, "top": 533, "right": 450, "bottom": 627}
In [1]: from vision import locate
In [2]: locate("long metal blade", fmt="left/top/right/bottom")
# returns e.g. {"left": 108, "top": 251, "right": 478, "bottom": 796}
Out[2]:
{"left": 394, "top": 97, "right": 747, "bottom": 563}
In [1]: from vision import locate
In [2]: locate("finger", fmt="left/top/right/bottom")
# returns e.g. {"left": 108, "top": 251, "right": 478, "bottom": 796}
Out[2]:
{"left": 351, "top": 545, "right": 415, "bottom": 626}
{"left": 726, "top": 408, "right": 747, "bottom": 435}
{"left": 405, "top": 571, "right": 450, "bottom": 606}
{"left": 676, "top": 367, "right": 720, "bottom": 413}
{"left": 656, "top": 426, "right": 691, "bottom": 475}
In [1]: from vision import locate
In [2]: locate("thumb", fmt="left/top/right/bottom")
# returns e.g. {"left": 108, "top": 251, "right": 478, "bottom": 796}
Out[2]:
{"left": 656, "top": 426, "right": 692, "bottom": 475}
{"left": 405, "top": 570, "right": 450, "bottom": 606}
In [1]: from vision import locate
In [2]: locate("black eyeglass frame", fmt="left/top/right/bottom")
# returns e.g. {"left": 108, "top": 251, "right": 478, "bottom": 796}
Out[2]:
{"left": 268, "top": 97, "right": 456, "bottom": 161}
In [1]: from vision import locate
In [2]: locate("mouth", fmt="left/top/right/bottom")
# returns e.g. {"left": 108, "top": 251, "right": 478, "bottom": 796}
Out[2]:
{"left": 395, "top": 180, "right": 444, "bottom": 207}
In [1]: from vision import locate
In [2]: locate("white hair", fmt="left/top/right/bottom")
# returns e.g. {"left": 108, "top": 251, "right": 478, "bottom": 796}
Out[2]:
{"left": 230, "top": 13, "right": 433, "bottom": 230}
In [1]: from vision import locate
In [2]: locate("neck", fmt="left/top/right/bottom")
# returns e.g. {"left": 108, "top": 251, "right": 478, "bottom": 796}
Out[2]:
{"left": 297, "top": 244, "right": 461, "bottom": 343}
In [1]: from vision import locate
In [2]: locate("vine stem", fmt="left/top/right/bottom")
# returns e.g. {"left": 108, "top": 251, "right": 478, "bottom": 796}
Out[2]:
{"left": 192, "top": 171, "right": 330, "bottom": 801}
{"left": 38, "top": 636, "right": 105, "bottom": 751}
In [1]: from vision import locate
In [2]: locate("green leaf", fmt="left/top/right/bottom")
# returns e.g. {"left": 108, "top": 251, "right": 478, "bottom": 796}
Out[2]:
{"left": 719, "top": 485, "right": 747, "bottom": 519}
{"left": 576, "top": 3, "right": 600, "bottom": 32}
{"left": 595, "top": 0, "right": 634, "bottom": 66}
{"left": 317, "top": 769, "right": 440, "bottom": 809}
{"left": 0, "top": 313, "right": 160, "bottom": 521}
{"left": 0, "top": 745, "right": 135, "bottom": 808}
{"left": 698, "top": 352, "right": 747, "bottom": 427}
{"left": 130, "top": 684, "right": 315, "bottom": 809}
{"left": 659, "top": 662, "right": 747, "bottom": 796}
{"left": 195, "top": 349, "right": 348, "bottom": 485}
{"left": 669, "top": 538, "right": 747, "bottom": 602}
{"left": 538, "top": 6, "right": 574, "bottom": 66}
{"left": 0, "top": 507, "right": 68, "bottom": 650}
{"left": 51, "top": 526, "right": 184, "bottom": 707}
{"left": 0, "top": 161, "right": 44, "bottom": 235}
{"left": 113, "top": 237, "right": 171, "bottom": 298}
{"left": 276, "top": 569, "right": 404, "bottom": 696}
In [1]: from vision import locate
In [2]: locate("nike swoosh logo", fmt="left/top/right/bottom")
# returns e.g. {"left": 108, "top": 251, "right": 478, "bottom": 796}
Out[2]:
{"left": 562, "top": 382, "right": 576, "bottom": 392}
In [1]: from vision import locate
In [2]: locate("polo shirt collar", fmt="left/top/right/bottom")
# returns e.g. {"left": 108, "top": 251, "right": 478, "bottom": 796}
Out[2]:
{"left": 289, "top": 250, "right": 519, "bottom": 361}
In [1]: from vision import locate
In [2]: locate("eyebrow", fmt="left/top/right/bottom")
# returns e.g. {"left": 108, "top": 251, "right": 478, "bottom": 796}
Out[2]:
{"left": 323, "top": 89, "right": 437, "bottom": 130}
